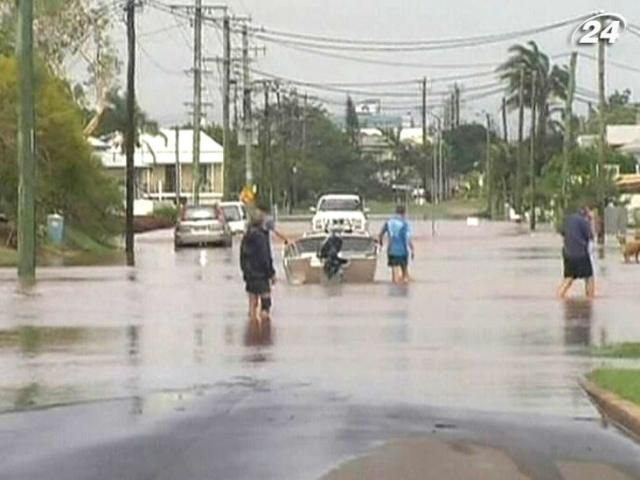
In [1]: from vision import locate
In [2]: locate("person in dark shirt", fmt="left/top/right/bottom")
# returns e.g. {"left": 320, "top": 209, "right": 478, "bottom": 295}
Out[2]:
{"left": 558, "top": 207, "right": 595, "bottom": 299}
{"left": 240, "top": 205, "right": 276, "bottom": 322}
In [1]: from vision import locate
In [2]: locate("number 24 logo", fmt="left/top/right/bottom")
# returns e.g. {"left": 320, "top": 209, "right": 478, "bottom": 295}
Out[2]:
{"left": 574, "top": 13, "right": 627, "bottom": 45}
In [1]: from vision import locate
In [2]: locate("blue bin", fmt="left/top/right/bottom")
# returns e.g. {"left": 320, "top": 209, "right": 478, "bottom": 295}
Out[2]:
{"left": 47, "top": 214, "right": 64, "bottom": 246}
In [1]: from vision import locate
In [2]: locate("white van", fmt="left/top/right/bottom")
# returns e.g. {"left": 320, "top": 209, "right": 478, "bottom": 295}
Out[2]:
{"left": 220, "top": 202, "right": 248, "bottom": 235}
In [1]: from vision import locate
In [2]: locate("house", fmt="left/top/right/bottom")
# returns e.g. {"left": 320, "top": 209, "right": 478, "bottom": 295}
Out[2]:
{"left": 93, "top": 128, "right": 224, "bottom": 205}
{"left": 577, "top": 125, "right": 640, "bottom": 173}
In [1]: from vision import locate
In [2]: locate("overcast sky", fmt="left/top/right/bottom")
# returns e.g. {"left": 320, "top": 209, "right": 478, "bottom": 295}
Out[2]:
{"left": 99, "top": 0, "right": 640, "bottom": 131}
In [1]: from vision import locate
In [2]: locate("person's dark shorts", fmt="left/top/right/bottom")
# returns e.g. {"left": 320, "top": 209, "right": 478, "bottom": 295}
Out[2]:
{"left": 563, "top": 254, "right": 593, "bottom": 279}
{"left": 388, "top": 255, "right": 408, "bottom": 268}
{"left": 245, "top": 277, "right": 271, "bottom": 295}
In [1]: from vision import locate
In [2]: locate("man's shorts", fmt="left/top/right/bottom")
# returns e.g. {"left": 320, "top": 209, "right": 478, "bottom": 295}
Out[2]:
{"left": 245, "top": 277, "right": 271, "bottom": 295}
{"left": 563, "top": 254, "right": 593, "bottom": 279}
{"left": 388, "top": 255, "right": 408, "bottom": 268}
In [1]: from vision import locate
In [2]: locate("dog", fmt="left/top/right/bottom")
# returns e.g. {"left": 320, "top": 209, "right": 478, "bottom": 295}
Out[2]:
{"left": 618, "top": 235, "right": 640, "bottom": 263}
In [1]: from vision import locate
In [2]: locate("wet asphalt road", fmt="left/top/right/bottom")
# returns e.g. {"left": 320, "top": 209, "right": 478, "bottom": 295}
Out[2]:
{"left": 1, "top": 220, "right": 640, "bottom": 479}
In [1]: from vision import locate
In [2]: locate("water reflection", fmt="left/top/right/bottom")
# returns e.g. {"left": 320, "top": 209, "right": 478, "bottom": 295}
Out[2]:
{"left": 244, "top": 318, "right": 273, "bottom": 348}
{"left": 563, "top": 299, "right": 593, "bottom": 347}
{"left": 244, "top": 318, "right": 273, "bottom": 363}
{"left": 126, "top": 325, "right": 140, "bottom": 365}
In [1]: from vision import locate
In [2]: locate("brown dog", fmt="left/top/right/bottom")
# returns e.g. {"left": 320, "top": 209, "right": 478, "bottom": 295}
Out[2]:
{"left": 618, "top": 236, "right": 640, "bottom": 263}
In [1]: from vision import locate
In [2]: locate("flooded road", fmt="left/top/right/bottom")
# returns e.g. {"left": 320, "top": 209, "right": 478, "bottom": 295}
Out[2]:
{"left": 1, "top": 220, "right": 640, "bottom": 479}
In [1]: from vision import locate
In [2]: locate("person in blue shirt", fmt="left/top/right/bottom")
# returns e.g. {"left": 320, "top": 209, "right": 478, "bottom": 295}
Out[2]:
{"left": 379, "top": 205, "right": 415, "bottom": 283}
{"left": 557, "top": 206, "right": 595, "bottom": 299}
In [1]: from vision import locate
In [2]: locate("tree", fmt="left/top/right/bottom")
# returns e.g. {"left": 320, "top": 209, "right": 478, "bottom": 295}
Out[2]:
{"left": 444, "top": 123, "right": 490, "bottom": 175}
{"left": 345, "top": 96, "right": 360, "bottom": 148}
{"left": 584, "top": 89, "right": 639, "bottom": 132}
{"left": 0, "top": 56, "right": 122, "bottom": 240}
{"left": 252, "top": 91, "right": 378, "bottom": 206}
{"left": 90, "top": 87, "right": 159, "bottom": 145}
{"left": 539, "top": 146, "right": 625, "bottom": 228}
{"left": 497, "top": 41, "right": 568, "bottom": 173}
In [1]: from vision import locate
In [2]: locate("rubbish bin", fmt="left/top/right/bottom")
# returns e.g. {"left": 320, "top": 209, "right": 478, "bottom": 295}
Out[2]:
{"left": 47, "top": 214, "right": 64, "bottom": 246}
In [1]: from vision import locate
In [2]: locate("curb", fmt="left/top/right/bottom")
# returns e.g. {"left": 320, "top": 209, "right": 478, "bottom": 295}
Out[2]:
{"left": 580, "top": 377, "right": 640, "bottom": 441}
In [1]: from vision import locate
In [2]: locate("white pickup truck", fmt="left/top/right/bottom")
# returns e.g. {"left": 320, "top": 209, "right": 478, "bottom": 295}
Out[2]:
{"left": 310, "top": 194, "right": 369, "bottom": 233}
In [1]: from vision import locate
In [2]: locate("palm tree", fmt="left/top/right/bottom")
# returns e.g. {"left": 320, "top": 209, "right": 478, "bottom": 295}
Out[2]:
{"left": 497, "top": 41, "right": 568, "bottom": 224}
{"left": 497, "top": 41, "right": 568, "bottom": 171}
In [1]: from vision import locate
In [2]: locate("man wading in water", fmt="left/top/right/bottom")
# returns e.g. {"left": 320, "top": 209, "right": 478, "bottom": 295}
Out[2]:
{"left": 379, "top": 205, "right": 415, "bottom": 283}
{"left": 558, "top": 206, "right": 595, "bottom": 299}
{"left": 240, "top": 205, "right": 276, "bottom": 322}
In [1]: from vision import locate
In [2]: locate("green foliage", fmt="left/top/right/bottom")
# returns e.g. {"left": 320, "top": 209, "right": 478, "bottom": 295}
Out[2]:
{"left": 92, "top": 87, "right": 159, "bottom": 140}
{"left": 444, "top": 123, "right": 489, "bottom": 175}
{"left": 0, "top": 0, "right": 115, "bottom": 75}
{"left": 589, "top": 369, "right": 640, "bottom": 406}
{"left": 0, "top": 56, "right": 122, "bottom": 240}
{"left": 591, "top": 343, "right": 640, "bottom": 359}
{"left": 345, "top": 96, "right": 359, "bottom": 148}
{"left": 153, "top": 204, "right": 178, "bottom": 223}
{"left": 249, "top": 91, "right": 379, "bottom": 206}
{"left": 539, "top": 147, "right": 620, "bottom": 215}
{"left": 584, "top": 89, "right": 639, "bottom": 133}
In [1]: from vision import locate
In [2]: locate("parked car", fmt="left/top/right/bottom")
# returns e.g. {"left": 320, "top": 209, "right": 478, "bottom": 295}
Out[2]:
{"left": 220, "top": 201, "right": 248, "bottom": 235}
{"left": 310, "top": 194, "right": 369, "bottom": 233}
{"left": 174, "top": 205, "right": 232, "bottom": 248}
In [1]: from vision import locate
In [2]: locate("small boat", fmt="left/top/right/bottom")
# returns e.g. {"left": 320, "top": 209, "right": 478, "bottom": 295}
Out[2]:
{"left": 283, "top": 231, "right": 378, "bottom": 285}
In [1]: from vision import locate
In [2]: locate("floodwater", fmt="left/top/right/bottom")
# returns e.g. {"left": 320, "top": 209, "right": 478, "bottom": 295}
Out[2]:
{"left": 1, "top": 220, "right": 640, "bottom": 479}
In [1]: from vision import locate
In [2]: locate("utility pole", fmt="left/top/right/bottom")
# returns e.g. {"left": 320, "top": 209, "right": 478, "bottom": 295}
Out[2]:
{"left": 421, "top": 77, "right": 428, "bottom": 199}
{"left": 16, "top": 0, "right": 36, "bottom": 282}
{"left": 431, "top": 118, "right": 441, "bottom": 236}
{"left": 263, "top": 84, "right": 272, "bottom": 205}
{"left": 125, "top": 0, "right": 136, "bottom": 266}
{"left": 439, "top": 128, "right": 444, "bottom": 203}
{"left": 222, "top": 13, "right": 231, "bottom": 199}
{"left": 191, "top": 0, "right": 203, "bottom": 205}
{"left": 501, "top": 97, "right": 508, "bottom": 142}
{"left": 454, "top": 83, "right": 460, "bottom": 128}
{"left": 529, "top": 71, "right": 538, "bottom": 231}
{"left": 174, "top": 127, "right": 181, "bottom": 204}
{"left": 242, "top": 22, "right": 253, "bottom": 188}
{"left": 597, "top": 33, "right": 607, "bottom": 246}
{"left": 486, "top": 113, "right": 493, "bottom": 219}
{"left": 516, "top": 68, "right": 525, "bottom": 214}
{"left": 562, "top": 52, "right": 578, "bottom": 213}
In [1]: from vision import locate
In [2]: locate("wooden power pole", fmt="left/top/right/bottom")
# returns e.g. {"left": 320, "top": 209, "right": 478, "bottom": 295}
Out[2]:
{"left": 597, "top": 34, "right": 607, "bottom": 245}
{"left": 485, "top": 113, "right": 493, "bottom": 219}
{"left": 125, "top": 0, "right": 136, "bottom": 266}
{"left": 516, "top": 68, "right": 525, "bottom": 214}
{"left": 421, "top": 77, "right": 427, "bottom": 198}
{"left": 529, "top": 71, "right": 537, "bottom": 231}
{"left": 17, "top": 0, "right": 36, "bottom": 282}
{"left": 222, "top": 13, "right": 231, "bottom": 199}
{"left": 191, "top": 0, "right": 203, "bottom": 205}
{"left": 242, "top": 23, "right": 253, "bottom": 188}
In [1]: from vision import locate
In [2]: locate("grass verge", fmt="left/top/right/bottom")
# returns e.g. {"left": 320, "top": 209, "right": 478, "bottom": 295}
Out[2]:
{"left": 588, "top": 369, "right": 640, "bottom": 406}
{"left": 366, "top": 198, "right": 485, "bottom": 219}
{"left": 591, "top": 343, "right": 640, "bottom": 359}
{"left": 0, "top": 246, "right": 17, "bottom": 267}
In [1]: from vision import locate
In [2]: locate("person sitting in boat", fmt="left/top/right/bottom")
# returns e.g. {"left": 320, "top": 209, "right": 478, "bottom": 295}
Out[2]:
{"left": 318, "top": 229, "right": 348, "bottom": 280}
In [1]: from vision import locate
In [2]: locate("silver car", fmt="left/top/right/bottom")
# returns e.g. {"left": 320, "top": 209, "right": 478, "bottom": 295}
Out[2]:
{"left": 174, "top": 205, "right": 232, "bottom": 248}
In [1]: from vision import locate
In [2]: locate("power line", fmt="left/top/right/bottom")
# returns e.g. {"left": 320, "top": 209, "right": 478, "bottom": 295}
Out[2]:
{"left": 247, "top": 13, "right": 593, "bottom": 48}
{"left": 250, "top": 67, "right": 503, "bottom": 98}
{"left": 578, "top": 51, "right": 640, "bottom": 74}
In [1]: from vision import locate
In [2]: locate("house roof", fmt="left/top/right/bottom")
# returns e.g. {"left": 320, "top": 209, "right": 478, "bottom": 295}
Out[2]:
{"left": 94, "top": 128, "right": 223, "bottom": 169}
{"left": 607, "top": 125, "right": 640, "bottom": 147}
